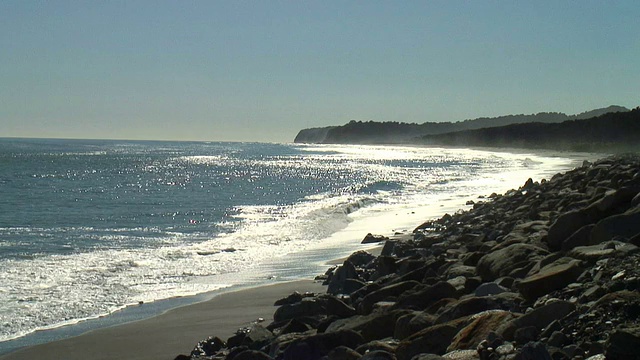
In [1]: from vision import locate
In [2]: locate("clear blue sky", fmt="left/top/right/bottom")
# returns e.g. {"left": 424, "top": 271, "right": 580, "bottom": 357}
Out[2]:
{"left": 1, "top": 1, "right": 638, "bottom": 142}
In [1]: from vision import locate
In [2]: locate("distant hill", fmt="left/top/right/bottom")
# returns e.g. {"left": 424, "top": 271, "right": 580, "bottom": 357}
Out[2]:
{"left": 293, "top": 126, "right": 337, "bottom": 143}
{"left": 415, "top": 107, "right": 640, "bottom": 152}
{"left": 293, "top": 105, "right": 629, "bottom": 144}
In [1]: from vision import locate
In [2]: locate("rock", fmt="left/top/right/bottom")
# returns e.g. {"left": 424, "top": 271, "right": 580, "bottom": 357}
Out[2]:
{"left": 396, "top": 321, "right": 462, "bottom": 360}
{"left": 343, "top": 278, "right": 367, "bottom": 294}
{"left": 395, "top": 311, "right": 437, "bottom": 340}
{"left": 513, "top": 326, "right": 538, "bottom": 345}
{"left": 548, "top": 331, "right": 568, "bottom": 348}
{"left": 447, "top": 310, "right": 516, "bottom": 352}
{"left": 328, "top": 261, "right": 360, "bottom": 295}
{"left": 590, "top": 208, "right": 640, "bottom": 244}
{"left": 356, "top": 340, "right": 399, "bottom": 355}
{"left": 325, "top": 309, "right": 404, "bottom": 342}
{"left": 436, "top": 294, "right": 521, "bottom": 324}
{"left": 498, "top": 300, "right": 575, "bottom": 341}
{"left": 442, "top": 349, "right": 479, "bottom": 359}
{"left": 327, "top": 345, "right": 362, "bottom": 360}
{"left": 476, "top": 244, "right": 549, "bottom": 281}
{"left": 232, "top": 350, "right": 274, "bottom": 360}
{"left": 347, "top": 250, "right": 376, "bottom": 267}
{"left": 278, "top": 318, "right": 313, "bottom": 335}
{"left": 381, "top": 240, "right": 398, "bottom": 256}
{"left": 360, "top": 350, "right": 398, "bottom": 360}
{"left": 516, "top": 341, "right": 552, "bottom": 360}
{"left": 517, "top": 260, "right": 583, "bottom": 300}
{"left": 474, "top": 282, "right": 508, "bottom": 297}
{"left": 363, "top": 233, "right": 389, "bottom": 244}
{"left": 547, "top": 210, "right": 592, "bottom": 250}
{"left": 274, "top": 297, "right": 326, "bottom": 322}
{"left": 358, "top": 280, "right": 421, "bottom": 314}
{"left": 227, "top": 324, "right": 274, "bottom": 350}
{"left": 281, "top": 330, "right": 365, "bottom": 360}
{"left": 585, "top": 355, "right": 606, "bottom": 360}
{"left": 561, "top": 224, "right": 596, "bottom": 251}
{"left": 410, "top": 355, "right": 445, "bottom": 360}
{"left": 605, "top": 326, "right": 640, "bottom": 360}
{"left": 191, "top": 336, "right": 226, "bottom": 357}
{"left": 274, "top": 291, "right": 314, "bottom": 306}
{"left": 568, "top": 241, "right": 639, "bottom": 262}
{"left": 324, "top": 295, "right": 357, "bottom": 318}
{"left": 591, "top": 187, "right": 639, "bottom": 214}
{"left": 394, "top": 281, "right": 458, "bottom": 311}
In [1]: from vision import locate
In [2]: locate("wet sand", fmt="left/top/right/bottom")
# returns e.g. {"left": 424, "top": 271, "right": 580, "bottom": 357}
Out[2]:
{"left": 0, "top": 280, "right": 325, "bottom": 360}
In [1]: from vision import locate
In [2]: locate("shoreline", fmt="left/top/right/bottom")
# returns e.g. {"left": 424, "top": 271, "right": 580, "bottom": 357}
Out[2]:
{"left": 0, "top": 149, "right": 597, "bottom": 359}
{"left": 0, "top": 280, "right": 327, "bottom": 360}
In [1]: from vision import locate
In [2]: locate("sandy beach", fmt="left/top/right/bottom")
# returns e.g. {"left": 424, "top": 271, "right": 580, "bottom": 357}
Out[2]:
{"left": 0, "top": 280, "right": 326, "bottom": 360}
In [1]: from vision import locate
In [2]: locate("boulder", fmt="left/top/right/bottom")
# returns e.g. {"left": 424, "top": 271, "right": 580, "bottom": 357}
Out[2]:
{"left": 605, "top": 327, "right": 640, "bottom": 360}
{"left": 358, "top": 280, "right": 420, "bottom": 314}
{"left": 410, "top": 355, "right": 445, "bottom": 360}
{"left": 394, "top": 281, "right": 458, "bottom": 310}
{"left": 326, "top": 345, "right": 361, "bottom": 360}
{"left": 227, "top": 324, "right": 274, "bottom": 350}
{"left": 395, "top": 311, "right": 437, "bottom": 340}
{"left": 547, "top": 209, "right": 592, "bottom": 250}
{"left": 498, "top": 300, "right": 575, "bottom": 340}
{"left": 278, "top": 318, "right": 314, "bottom": 335}
{"left": 347, "top": 250, "right": 376, "bottom": 267}
{"left": 328, "top": 261, "right": 360, "bottom": 295}
{"left": 447, "top": 310, "right": 516, "bottom": 352}
{"left": 323, "top": 295, "right": 357, "bottom": 318}
{"left": 273, "top": 298, "right": 326, "bottom": 323}
{"left": 442, "top": 349, "right": 480, "bottom": 359}
{"left": 561, "top": 224, "right": 596, "bottom": 251}
{"left": 190, "top": 336, "right": 226, "bottom": 357}
{"left": 516, "top": 341, "right": 552, "bottom": 360}
{"left": 517, "top": 260, "right": 583, "bottom": 300}
{"left": 232, "top": 350, "right": 274, "bottom": 360}
{"left": 356, "top": 340, "right": 399, "bottom": 355}
{"left": 325, "top": 309, "right": 405, "bottom": 342}
{"left": 396, "top": 321, "right": 463, "bottom": 360}
{"left": 363, "top": 233, "right": 389, "bottom": 244}
{"left": 274, "top": 291, "right": 315, "bottom": 306}
{"left": 568, "top": 241, "right": 639, "bottom": 262}
{"left": 436, "top": 296, "right": 518, "bottom": 324}
{"left": 476, "top": 244, "right": 549, "bottom": 281}
{"left": 281, "top": 330, "right": 365, "bottom": 360}
{"left": 360, "top": 350, "right": 398, "bottom": 360}
{"left": 474, "top": 282, "right": 508, "bottom": 297}
{"left": 590, "top": 208, "right": 640, "bottom": 244}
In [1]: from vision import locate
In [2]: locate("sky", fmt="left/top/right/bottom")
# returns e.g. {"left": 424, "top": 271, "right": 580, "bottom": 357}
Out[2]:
{"left": 1, "top": 1, "right": 638, "bottom": 143}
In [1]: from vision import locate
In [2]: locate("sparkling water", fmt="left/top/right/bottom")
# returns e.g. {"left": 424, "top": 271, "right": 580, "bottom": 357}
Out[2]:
{"left": 0, "top": 138, "right": 585, "bottom": 343}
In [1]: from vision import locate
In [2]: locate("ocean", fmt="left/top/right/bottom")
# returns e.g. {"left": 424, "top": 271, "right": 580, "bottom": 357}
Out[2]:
{"left": 0, "top": 138, "right": 587, "bottom": 351}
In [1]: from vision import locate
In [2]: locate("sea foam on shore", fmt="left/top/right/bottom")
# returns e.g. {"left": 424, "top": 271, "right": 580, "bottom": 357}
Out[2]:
{"left": 175, "top": 154, "right": 640, "bottom": 360}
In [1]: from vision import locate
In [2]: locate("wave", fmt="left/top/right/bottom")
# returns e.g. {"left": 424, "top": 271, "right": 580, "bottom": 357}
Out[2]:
{"left": 0, "top": 192, "right": 383, "bottom": 343}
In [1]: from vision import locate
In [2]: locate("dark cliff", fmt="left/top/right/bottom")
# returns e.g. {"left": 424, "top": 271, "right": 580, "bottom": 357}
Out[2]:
{"left": 415, "top": 107, "right": 640, "bottom": 152}
{"left": 293, "top": 105, "right": 629, "bottom": 144}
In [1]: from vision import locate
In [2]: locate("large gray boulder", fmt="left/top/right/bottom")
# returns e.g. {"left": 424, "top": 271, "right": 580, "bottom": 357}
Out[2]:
{"left": 590, "top": 208, "right": 640, "bottom": 244}
{"left": 476, "top": 243, "right": 549, "bottom": 281}
{"left": 517, "top": 260, "right": 583, "bottom": 300}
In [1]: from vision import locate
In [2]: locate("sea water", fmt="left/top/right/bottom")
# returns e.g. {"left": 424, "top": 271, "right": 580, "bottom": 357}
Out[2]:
{"left": 0, "top": 138, "right": 588, "bottom": 348}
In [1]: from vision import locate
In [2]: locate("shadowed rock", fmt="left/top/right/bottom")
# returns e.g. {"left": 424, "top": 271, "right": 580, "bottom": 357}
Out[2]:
{"left": 281, "top": 330, "right": 365, "bottom": 360}
{"left": 517, "top": 260, "right": 583, "bottom": 300}
{"left": 476, "top": 244, "right": 549, "bottom": 281}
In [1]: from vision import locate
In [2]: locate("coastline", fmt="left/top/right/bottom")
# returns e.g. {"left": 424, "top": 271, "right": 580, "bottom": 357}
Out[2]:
{"left": 0, "top": 280, "right": 326, "bottom": 360}
{"left": 0, "top": 148, "right": 599, "bottom": 359}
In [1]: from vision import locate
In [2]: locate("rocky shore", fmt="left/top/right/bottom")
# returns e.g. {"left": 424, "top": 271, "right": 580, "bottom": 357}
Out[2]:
{"left": 176, "top": 154, "right": 640, "bottom": 360}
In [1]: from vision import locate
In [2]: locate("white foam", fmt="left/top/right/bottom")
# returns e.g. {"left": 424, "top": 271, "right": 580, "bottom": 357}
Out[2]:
{"left": 0, "top": 145, "right": 591, "bottom": 343}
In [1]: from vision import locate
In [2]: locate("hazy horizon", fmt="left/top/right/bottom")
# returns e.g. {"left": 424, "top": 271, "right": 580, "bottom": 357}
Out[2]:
{"left": 2, "top": 1, "right": 639, "bottom": 142}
